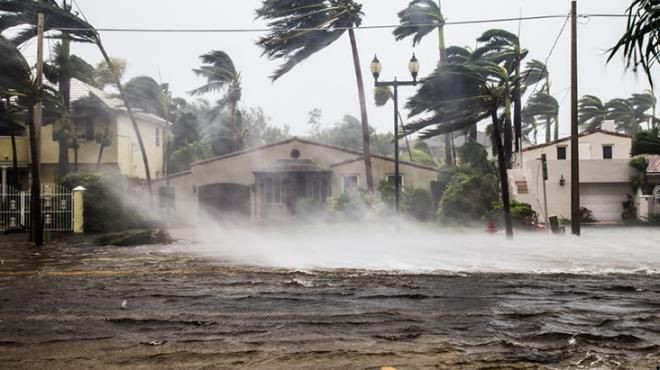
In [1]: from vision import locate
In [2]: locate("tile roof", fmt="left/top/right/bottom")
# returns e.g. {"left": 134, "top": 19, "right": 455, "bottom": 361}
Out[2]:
{"left": 642, "top": 154, "right": 660, "bottom": 174}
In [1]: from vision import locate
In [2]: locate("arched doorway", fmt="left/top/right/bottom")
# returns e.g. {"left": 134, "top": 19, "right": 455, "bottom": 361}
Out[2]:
{"left": 198, "top": 183, "right": 251, "bottom": 220}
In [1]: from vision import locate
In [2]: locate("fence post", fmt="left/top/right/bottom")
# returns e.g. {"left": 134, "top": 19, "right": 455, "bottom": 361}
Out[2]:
{"left": 72, "top": 186, "right": 86, "bottom": 233}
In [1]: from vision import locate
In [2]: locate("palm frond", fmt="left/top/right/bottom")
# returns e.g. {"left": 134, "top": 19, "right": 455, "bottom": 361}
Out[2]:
{"left": 393, "top": 0, "right": 443, "bottom": 46}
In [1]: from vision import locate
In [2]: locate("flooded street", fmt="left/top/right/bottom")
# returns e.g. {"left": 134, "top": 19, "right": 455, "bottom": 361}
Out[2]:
{"left": 1, "top": 231, "right": 659, "bottom": 369}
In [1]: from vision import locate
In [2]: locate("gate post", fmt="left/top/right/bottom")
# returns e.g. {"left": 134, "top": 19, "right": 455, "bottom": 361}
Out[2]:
{"left": 72, "top": 186, "right": 86, "bottom": 233}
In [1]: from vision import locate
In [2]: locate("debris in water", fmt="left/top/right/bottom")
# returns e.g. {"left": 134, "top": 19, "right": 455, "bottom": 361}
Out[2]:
{"left": 141, "top": 341, "right": 167, "bottom": 346}
{"left": 568, "top": 336, "right": 576, "bottom": 345}
{"left": 121, "top": 300, "right": 127, "bottom": 309}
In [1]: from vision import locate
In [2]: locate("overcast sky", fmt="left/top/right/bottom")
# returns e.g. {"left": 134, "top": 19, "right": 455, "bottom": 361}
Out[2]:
{"left": 34, "top": 0, "right": 655, "bottom": 139}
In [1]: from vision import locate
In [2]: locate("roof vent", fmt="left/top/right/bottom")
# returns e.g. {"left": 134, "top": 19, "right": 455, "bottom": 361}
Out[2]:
{"left": 290, "top": 149, "right": 300, "bottom": 159}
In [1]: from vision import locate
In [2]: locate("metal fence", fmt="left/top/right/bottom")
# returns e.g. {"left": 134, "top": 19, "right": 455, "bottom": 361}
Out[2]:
{"left": 0, "top": 184, "right": 73, "bottom": 231}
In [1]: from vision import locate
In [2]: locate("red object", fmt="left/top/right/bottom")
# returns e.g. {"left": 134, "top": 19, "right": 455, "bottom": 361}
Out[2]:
{"left": 485, "top": 220, "right": 497, "bottom": 234}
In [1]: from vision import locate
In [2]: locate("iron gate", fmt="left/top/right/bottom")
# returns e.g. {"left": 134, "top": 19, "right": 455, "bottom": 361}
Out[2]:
{"left": 0, "top": 184, "right": 73, "bottom": 231}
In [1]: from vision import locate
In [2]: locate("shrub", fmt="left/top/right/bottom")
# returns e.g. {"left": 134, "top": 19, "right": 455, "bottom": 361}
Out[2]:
{"left": 580, "top": 206, "right": 595, "bottom": 223}
{"left": 437, "top": 171, "right": 499, "bottom": 225}
{"left": 402, "top": 187, "right": 435, "bottom": 221}
{"left": 60, "top": 172, "right": 156, "bottom": 233}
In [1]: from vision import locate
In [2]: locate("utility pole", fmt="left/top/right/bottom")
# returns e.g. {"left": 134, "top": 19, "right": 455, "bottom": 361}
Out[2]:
{"left": 570, "top": 0, "right": 580, "bottom": 236}
{"left": 541, "top": 154, "right": 549, "bottom": 226}
{"left": 31, "top": 12, "right": 45, "bottom": 246}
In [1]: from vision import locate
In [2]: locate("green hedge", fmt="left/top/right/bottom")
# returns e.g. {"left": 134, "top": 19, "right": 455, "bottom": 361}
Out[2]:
{"left": 60, "top": 172, "right": 156, "bottom": 233}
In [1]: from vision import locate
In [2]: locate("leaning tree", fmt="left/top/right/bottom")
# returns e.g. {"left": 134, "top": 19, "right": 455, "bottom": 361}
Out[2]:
{"left": 256, "top": 0, "right": 375, "bottom": 190}
{"left": 405, "top": 60, "right": 516, "bottom": 238}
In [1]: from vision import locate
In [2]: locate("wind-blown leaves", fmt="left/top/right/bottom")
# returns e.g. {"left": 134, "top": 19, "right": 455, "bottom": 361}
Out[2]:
{"left": 0, "top": 0, "right": 98, "bottom": 46}
{"left": 393, "top": 0, "right": 444, "bottom": 46}
{"left": 578, "top": 95, "right": 608, "bottom": 130}
{"left": 608, "top": 0, "right": 659, "bottom": 87}
{"left": 0, "top": 34, "right": 31, "bottom": 95}
{"left": 124, "top": 76, "right": 168, "bottom": 118}
{"left": 189, "top": 51, "right": 241, "bottom": 98}
{"left": 255, "top": 0, "right": 363, "bottom": 81}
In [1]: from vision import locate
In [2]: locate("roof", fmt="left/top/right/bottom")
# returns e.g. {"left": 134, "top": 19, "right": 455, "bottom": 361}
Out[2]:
{"left": 70, "top": 78, "right": 168, "bottom": 125}
{"left": 641, "top": 155, "right": 660, "bottom": 174}
{"left": 522, "top": 129, "right": 631, "bottom": 152}
{"left": 254, "top": 159, "right": 330, "bottom": 174}
{"left": 70, "top": 78, "right": 123, "bottom": 109}
{"left": 191, "top": 137, "right": 438, "bottom": 172}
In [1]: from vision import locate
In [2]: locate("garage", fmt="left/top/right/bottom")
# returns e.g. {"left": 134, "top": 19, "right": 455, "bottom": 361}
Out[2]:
{"left": 580, "top": 183, "right": 630, "bottom": 222}
{"left": 198, "top": 183, "right": 251, "bottom": 220}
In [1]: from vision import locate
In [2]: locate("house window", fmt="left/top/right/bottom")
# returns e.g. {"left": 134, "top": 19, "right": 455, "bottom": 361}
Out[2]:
{"left": 557, "top": 146, "right": 567, "bottom": 160}
{"left": 307, "top": 176, "right": 329, "bottom": 201}
{"left": 386, "top": 174, "right": 404, "bottom": 187}
{"left": 261, "top": 177, "right": 283, "bottom": 205}
{"left": 342, "top": 175, "right": 359, "bottom": 193}
{"left": 155, "top": 128, "right": 160, "bottom": 147}
{"left": 74, "top": 116, "right": 94, "bottom": 141}
{"left": 602, "top": 145, "right": 613, "bottom": 159}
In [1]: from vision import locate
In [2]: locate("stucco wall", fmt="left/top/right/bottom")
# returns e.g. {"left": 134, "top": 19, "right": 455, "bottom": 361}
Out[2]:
{"left": 523, "top": 131, "right": 631, "bottom": 162}
{"left": 153, "top": 172, "right": 197, "bottom": 225}
{"left": 116, "top": 113, "right": 165, "bottom": 180}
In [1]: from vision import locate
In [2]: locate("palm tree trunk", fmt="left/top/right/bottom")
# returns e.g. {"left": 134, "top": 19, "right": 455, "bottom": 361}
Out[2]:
{"left": 437, "top": 1, "right": 447, "bottom": 65}
{"left": 491, "top": 105, "right": 513, "bottom": 239}
{"left": 97, "top": 41, "right": 152, "bottom": 201}
{"left": 545, "top": 116, "right": 552, "bottom": 143}
{"left": 27, "top": 104, "right": 42, "bottom": 246}
{"left": 504, "top": 94, "right": 513, "bottom": 169}
{"left": 73, "top": 144, "right": 78, "bottom": 172}
{"left": 348, "top": 28, "right": 373, "bottom": 191}
{"left": 444, "top": 134, "right": 452, "bottom": 165}
{"left": 57, "top": 34, "right": 70, "bottom": 178}
{"left": 397, "top": 112, "right": 413, "bottom": 161}
{"left": 554, "top": 114, "right": 559, "bottom": 141}
{"left": 514, "top": 63, "right": 522, "bottom": 154}
{"left": 96, "top": 121, "right": 110, "bottom": 170}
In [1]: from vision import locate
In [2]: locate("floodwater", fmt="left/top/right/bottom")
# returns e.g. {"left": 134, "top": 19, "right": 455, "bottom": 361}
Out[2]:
{"left": 0, "top": 226, "right": 659, "bottom": 369}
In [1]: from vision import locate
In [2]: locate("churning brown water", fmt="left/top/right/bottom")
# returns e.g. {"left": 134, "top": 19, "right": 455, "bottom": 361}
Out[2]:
{"left": 0, "top": 227, "right": 659, "bottom": 369}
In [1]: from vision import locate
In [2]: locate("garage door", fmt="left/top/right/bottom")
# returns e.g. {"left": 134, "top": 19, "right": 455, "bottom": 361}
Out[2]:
{"left": 580, "top": 184, "right": 628, "bottom": 221}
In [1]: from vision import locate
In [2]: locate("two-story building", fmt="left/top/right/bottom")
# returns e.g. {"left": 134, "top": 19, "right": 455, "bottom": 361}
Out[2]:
{"left": 508, "top": 128, "right": 635, "bottom": 223}
{"left": 0, "top": 78, "right": 168, "bottom": 189}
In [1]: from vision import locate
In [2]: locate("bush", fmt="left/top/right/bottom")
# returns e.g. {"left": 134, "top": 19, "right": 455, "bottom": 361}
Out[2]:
{"left": 580, "top": 206, "right": 595, "bottom": 223}
{"left": 60, "top": 172, "right": 156, "bottom": 233}
{"left": 402, "top": 187, "right": 435, "bottom": 221}
{"left": 437, "top": 171, "right": 499, "bottom": 225}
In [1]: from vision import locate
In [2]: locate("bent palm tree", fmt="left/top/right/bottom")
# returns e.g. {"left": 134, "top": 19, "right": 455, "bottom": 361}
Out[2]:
{"left": 189, "top": 51, "right": 244, "bottom": 151}
{"left": 630, "top": 90, "right": 658, "bottom": 130}
{"left": 522, "top": 92, "right": 559, "bottom": 141}
{"left": 474, "top": 29, "right": 528, "bottom": 167}
{"left": 394, "top": 0, "right": 456, "bottom": 163}
{"left": 578, "top": 95, "right": 608, "bottom": 131}
{"left": 405, "top": 60, "right": 515, "bottom": 238}
{"left": 522, "top": 59, "right": 555, "bottom": 142}
{"left": 606, "top": 98, "right": 645, "bottom": 135}
{"left": 256, "top": 0, "right": 374, "bottom": 190}
{"left": 0, "top": 0, "right": 154, "bottom": 197}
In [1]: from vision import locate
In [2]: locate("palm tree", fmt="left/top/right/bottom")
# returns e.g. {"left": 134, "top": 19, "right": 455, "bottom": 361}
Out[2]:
{"left": 394, "top": 0, "right": 455, "bottom": 164}
{"left": 0, "top": 35, "right": 44, "bottom": 245}
{"left": 578, "top": 95, "right": 608, "bottom": 131}
{"left": 608, "top": 0, "right": 659, "bottom": 87}
{"left": 522, "top": 92, "right": 559, "bottom": 141}
{"left": 474, "top": 29, "right": 528, "bottom": 167}
{"left": 189, "top": 51, "right": 244, "bottom": 151}
{"left": 405, "top": 60, "right": 515, "bottom": 238}
{"left": 630, "top": 90, "right": 658, "bottom": 130}
{"left": 256, "top": 0, "right": 374, "bottom": 190}
{"left": 606, "top": 98, "right": 646, "bottom": 135}
{"left": 522, "top": 59, "right": 556, "bottom": 142}
{"left": 1, "top": 0, "right": 154, "bottom": 198}
{"left": 44, "top": 41, "right": 97, "bottom": 176}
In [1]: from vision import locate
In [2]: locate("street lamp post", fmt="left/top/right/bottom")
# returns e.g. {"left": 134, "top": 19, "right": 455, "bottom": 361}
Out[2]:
{"left": 370, "top": 54, "right": 420, "bottom": 213}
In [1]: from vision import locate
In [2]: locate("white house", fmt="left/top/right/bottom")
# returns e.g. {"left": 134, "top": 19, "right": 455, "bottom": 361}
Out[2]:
{"left": 508, "top": 128, "right": 635, "bottom": 223}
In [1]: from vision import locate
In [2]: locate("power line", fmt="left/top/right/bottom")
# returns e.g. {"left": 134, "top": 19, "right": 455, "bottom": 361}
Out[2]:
{"left": 52, "top": 13, "right": 625, "bottom": 34}
{"left": 523, "top": 14, "right": 571, "bottom": 100}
